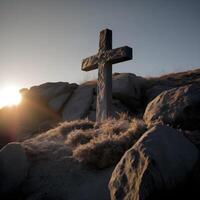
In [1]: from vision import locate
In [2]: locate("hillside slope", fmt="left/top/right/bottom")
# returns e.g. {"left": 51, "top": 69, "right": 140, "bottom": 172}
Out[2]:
{"left": 1, "top": 68, "right": 200, "bottom": 199}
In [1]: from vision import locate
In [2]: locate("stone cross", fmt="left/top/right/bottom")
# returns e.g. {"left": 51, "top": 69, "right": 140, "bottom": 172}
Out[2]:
{"left": 81, "top": 29, "right": 132, "bottom": 122}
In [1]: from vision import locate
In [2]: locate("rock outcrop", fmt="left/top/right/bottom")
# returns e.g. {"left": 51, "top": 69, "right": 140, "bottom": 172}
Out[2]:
{"left": 1, "top": 68, "right": 200, "bottom": 200}
{"left": 0, "top": 68, "right": 200, "bottom": 145}
{"left": 112, "top": 73, "right": 146, "bottom": 112}
{"left": 109, "top": 125, "right": 199, "bottom": 200}
{"left": 48, "top": 93, "right": 71, "bottom": 112}
{"left": 62, "top": 81, "right": 96, "bottom": 121}
{"left": 26, "top": 82, "right": 78, "bottom": 102}
{"left": 144, "top": 84, "right": 200, "bottom": 130}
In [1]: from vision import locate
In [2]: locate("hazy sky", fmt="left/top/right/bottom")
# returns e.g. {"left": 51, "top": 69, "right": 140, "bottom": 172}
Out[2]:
{"left": 1, "top": 0, "right": 200, "bottom": 89}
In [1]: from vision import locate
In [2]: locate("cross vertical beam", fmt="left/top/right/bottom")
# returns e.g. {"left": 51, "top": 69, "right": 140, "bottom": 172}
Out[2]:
{"left": 96, "top": 29, "right": 112, "bottom": 122}
{"left": 97, "top": 62, "right": 112, "bottom": 122}
{"left": 81, "top": 29, "right": 132, "bottom": 122}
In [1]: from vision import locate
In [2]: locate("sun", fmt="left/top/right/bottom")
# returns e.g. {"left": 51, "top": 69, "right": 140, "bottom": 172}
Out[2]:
{"left": 0, "top": 86, "right": 22, "bottom": 109}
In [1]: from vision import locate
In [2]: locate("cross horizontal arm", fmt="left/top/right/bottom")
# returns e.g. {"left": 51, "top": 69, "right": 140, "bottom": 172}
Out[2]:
{"left": 81, "top": 46, "right": 132, "bottom": 71}
{"left": 81, "top": 54, "right": 99, "bottom": 71}
{"left": 107, "top": 46, "right": 132, "bottom": 65}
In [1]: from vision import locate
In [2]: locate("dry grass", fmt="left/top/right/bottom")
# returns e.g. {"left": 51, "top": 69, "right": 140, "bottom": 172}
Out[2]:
{"left": 22, "top": 119, "right": 94, "bottom": 157}
{"left": 65, "top": 129, "right": 99, "bottom": 147}
{"left": 58, "top": 119, "right": 94, "bottom": 136}
{"left": 145, "top": 68, "right": 200, "bottom": 89}
{"left": 65, "top": 116, "right": 147, "bottom": 169}
{"left": 22, "top": 115, "right": 147, "bottom": 168}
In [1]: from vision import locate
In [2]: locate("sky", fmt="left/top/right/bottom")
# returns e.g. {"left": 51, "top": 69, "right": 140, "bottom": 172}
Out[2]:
{"left": 1, "top": 0, "right": 200, "bottom": 90}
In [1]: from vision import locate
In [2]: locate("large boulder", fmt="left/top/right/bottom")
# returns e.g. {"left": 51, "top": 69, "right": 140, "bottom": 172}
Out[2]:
{"left": 144, "top": 84, "right": 200, "bottom": 130}
{"left": 26, "top": 82, "right": 77, "bottom": 102}
{"left": 62, "top": 82, "right": 95, "bottom": 121}
{"left": 48, "top": 93, "right": 72, "bottom": 113}
{"left": 109, "top": 125, "right": 199, "bottom": 200}
{"left": 0, "top": 143, "right": 29, "bottom": 197}
{"left": 112, "top": 73, "right": 146, "bottom": 112}
{"left": 5, "top": 82, "right": 78, "bottom": 141}
{"left": 145, "top": 85, "right": 172, "bottom": 102}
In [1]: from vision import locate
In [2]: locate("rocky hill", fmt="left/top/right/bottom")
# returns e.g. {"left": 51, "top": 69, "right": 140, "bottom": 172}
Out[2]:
{"left": 1, "top": 68, "right": 200, "bottom": 199}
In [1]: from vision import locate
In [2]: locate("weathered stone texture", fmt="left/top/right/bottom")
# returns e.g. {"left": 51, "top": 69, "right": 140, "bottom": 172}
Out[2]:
{"left": 144, "top": 84, "right": 200, "bottom": 130}
{"left": 62, "top": 82, "right": 95, "bottom": 121}
{"left": 109, "top": 125, "right": 199, "bottom": 200}
{"left": 81, "top": 29, "right": 132, "bottom": 122}
{"left": 28, "top": 82, "right": 77, "bottom": 101}
{"left": 48, "top": 93, "right": 72, "bottom": 112}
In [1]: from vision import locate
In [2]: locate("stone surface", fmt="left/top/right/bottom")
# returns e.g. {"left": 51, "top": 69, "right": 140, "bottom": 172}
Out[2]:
{"left": 81, "top": 29, "right": 132, "bottom": 122}
{"left": 48, "top": 93, "right": 72, "bottom": 112}
{"left": 145, "top": 85, "right": 172, "bottom": 101}
{"left": 21, "top": 124, "right": 113, "bottom": 200}
{"left": 109, "top": 125, "right": 199, "bottom": 200}
{"left": 22, "top": 157, "right": 113, "bottom": 200}
{"left": 0, "top": 142, "right": 29, "bottom": 196}
{"left": 144, "top": 84, "right": 200, "bottom": 130}
{"left": 62, "top": 82, "right": 95, "bottom": 121}
{"left": 8, "top": 82, "right": 78, "bottom": 140}
{"left": 112, "top": 73, "right": 146, "bottom": 112}
{"left": 27, "top": 82, "right": 77, "bottom": 102}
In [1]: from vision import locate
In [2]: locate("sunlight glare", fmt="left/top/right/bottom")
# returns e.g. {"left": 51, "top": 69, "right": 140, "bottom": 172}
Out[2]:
{"left": 0, "top": 86, "right": 22, "bottom": 109}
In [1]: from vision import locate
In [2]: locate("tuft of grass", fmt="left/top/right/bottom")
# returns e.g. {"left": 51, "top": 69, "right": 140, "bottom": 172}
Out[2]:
{"left": 58, "top": 119, "right": 94, "bottom": 136}
{"left": 66, "top": 117, "right": 147, "bottom": 169}
{"left": 22, "top": 119, "right": 94, "bottom": 158}
{"left": 97, "top": 117, "right": 130, "bottom": 135}
{"left": 65, "top": 129, "right": 98, "bottom": 147}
